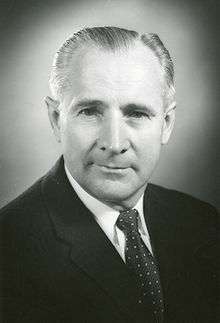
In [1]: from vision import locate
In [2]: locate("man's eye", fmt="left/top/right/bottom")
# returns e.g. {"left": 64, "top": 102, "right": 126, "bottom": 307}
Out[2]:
{"left": 127, "top": 110, "right": 150, "bottom": 119}
{"left": 78, "top": 107, "right": 99, "bottom": 117}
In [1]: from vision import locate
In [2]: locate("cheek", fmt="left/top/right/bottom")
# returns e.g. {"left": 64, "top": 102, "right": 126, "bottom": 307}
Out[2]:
{"left": 61, "top": 121, "right": 97, "bottom": 158}
{"left": 137, "top": 126, "right": 163, "bottom": 163}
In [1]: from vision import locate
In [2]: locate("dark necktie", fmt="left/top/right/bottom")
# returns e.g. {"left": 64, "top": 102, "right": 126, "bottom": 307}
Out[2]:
{"left": 116, "top": 209, "right": 164, "bottom": 322}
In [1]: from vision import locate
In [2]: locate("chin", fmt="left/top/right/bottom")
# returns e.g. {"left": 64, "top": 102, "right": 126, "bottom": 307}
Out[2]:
{"left": 86, "top": 181, "right": 144, "bottom": 207}
{"left": 97, "top": 191, "right": 130, "bottom": 203}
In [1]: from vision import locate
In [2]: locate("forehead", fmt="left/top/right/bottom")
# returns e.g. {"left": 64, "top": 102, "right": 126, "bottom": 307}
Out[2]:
{"left": 65, "top": 43, "right": 164, "bottom": 108}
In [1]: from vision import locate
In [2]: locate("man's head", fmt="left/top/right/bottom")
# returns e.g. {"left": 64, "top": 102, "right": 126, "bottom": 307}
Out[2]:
{"left": 46, "top": 26, "right": 176, "bottom": 210}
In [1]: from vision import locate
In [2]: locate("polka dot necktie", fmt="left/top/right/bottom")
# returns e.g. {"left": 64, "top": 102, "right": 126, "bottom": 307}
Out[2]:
{"left": 116, "top": 209, "right": 164, "bottom": 322}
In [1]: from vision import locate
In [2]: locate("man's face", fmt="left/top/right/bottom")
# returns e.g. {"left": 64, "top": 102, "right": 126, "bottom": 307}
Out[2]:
{"left": 52, "top": 44, "right": 174, "bottom": 209}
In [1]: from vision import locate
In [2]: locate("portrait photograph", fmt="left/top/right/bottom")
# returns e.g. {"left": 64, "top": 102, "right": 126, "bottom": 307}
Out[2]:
{"left": 0, "top": 0, "right": 219, "bottom": 322}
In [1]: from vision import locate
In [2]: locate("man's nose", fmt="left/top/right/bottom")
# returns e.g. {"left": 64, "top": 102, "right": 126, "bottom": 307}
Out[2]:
{"left": 97, "top": 113, "right": 130, "bottom": 154}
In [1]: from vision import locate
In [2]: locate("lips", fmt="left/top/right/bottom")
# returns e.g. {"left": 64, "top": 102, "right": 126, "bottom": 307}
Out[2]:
{"left": 98, "top": 164, "right": 128, "bottom": 169}
{"left": 88, "top": 159, "right": 135, "bottom": 171}
{"left": 94, "top": 164, "right": 130, "bottom": 177}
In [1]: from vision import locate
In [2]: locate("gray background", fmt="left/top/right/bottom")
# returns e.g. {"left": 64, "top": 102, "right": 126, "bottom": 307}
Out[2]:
{"left": 0, "top": 0, "right": 219, "bottom": 209}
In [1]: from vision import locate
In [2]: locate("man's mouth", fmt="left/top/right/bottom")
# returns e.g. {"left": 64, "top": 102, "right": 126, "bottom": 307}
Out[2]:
{"left": 93, "top": 164, "right": 131, "bottom": 176}
{"left": 98, "top": 164, "right": 128, "bottom": 170}
{"left": 88, "top": 160, "right": 135, "bottom": 174}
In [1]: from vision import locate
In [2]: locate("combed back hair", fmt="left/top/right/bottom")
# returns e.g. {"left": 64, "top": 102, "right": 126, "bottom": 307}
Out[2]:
{"left": 49, "top": 26, "right": 175, "bottom": 108}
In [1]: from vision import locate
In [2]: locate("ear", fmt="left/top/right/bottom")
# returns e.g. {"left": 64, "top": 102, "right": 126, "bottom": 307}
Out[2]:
{"left": 161, "top": 102, "right": 176, "bottom": 145}
{"left": 45, "top": 96, "right": 61, "bottom": 143}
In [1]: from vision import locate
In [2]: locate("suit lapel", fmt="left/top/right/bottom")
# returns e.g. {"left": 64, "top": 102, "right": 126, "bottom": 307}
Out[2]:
{"left": 143, "top": 186, "right": 176, "bottom": 294}
{"left": 41, "top": 157, "right": 143, "bottom": 318}
{"left": 142, "top": 186, "right": 174, "bottom": 313}
{"left": 143, "top": 185, "right": 218, "bottom": 319}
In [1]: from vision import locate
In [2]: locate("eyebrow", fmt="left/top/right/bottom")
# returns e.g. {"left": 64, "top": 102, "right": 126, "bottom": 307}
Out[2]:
{"left": 74, "top": 99, "right": 105, "bottom": 109}
{"left": 122, "top": 103, "right": 156, "bottom": 116}
{"left": 73, "top": 99, "right": 156, "bottom": 115}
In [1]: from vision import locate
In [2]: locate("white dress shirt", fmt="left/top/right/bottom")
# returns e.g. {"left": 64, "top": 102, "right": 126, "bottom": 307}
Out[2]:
{"left": 65, "top": 165, "right": 153, "bottom": 262}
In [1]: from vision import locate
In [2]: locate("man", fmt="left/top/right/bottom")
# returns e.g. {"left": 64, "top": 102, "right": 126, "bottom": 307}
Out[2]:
{"left": 0, "top": 26, "right": 219, "bottom": 322}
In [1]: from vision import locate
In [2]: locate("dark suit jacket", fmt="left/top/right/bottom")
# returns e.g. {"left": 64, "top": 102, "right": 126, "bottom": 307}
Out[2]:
{"left": 0, "top": 157, "right": 219, "bottom": 322}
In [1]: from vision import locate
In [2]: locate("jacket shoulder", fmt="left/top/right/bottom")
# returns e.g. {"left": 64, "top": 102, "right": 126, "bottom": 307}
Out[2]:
{"left": 148, "top": 183, "right": 218, "bottom": 216}
{"left": 0, "top": 176, "right": 50, "bottom": 248}
{"left": 0, "top": 177, "right": 45, "bottom": 217}
{"left": 148, "top": 183, "right": 219, "bottom": 243}
{"left": 148, "top": 183, "right": 219, "bottom": 262}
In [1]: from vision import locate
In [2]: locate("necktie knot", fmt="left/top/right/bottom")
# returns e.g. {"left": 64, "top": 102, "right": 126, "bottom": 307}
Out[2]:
{"left": 116, "top": 209, "right": 139, "bottom": 234}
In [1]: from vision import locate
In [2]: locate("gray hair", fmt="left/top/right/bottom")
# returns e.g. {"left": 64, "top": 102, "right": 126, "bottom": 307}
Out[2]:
{"left": 49, "top": 26, "right": 175, "bottom": 107}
